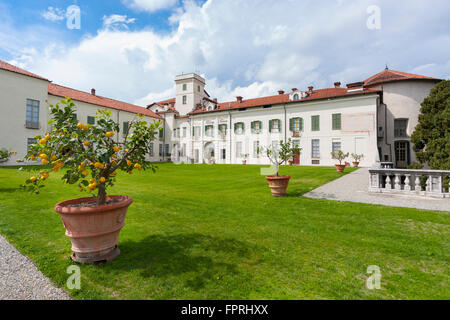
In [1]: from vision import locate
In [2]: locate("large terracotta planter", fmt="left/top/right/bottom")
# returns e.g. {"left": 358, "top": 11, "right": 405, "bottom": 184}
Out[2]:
{"left": 266, "top": 175, "right": 291, "bottom": 197}
{"left": 352, "top": 162, "right": 360, "bottom": 167}
{"left": 242, "top": 160, "right": 247, "bottom": 165}
{"left": 55, "top": 195, "right": 133, "bottom": 264}
{"left": 335, "top": 164, "right": 346, "bottom": 172}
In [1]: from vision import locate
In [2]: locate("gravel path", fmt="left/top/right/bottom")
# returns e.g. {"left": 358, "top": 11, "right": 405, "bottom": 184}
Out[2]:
{"left": 0, "top": 235, "right": 71, "bottom": 300}
{"left": 303, "top": 168, "right": 450, "bottom": 212}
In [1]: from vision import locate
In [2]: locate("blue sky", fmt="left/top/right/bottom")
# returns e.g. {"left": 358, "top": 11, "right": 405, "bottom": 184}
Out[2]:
{"left": 1, "top": 0, "right": 449, "bottom": 106}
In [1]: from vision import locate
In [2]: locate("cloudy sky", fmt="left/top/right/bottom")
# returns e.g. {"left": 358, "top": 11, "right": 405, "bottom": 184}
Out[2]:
{"left": 1, "top": 0, "right": 449, "bottom": 106}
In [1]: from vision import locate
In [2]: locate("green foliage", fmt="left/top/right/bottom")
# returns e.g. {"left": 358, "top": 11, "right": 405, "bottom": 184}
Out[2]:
{"left": 21, "top": 98, "right": 161, "bottom": 205}
{"left": 331, "top": 150, "right": 349, "bottom": 165}
{"left": 411, "top": 80, "right": 450, "bottom": 170}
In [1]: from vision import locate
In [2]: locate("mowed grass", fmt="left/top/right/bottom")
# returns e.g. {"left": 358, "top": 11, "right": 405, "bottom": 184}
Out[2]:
{"left": 0, "top": 163, "right": 448, "bottom": 300}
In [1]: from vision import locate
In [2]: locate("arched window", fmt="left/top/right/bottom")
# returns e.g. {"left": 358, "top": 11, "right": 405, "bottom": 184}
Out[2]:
{"left": 293, "top": 93, "right": 299, "bottom": 101}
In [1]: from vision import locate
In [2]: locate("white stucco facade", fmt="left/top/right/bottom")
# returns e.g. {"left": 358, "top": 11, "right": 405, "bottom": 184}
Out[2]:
{"left": 152, "top": 71, "right": 440, "bottom": 168}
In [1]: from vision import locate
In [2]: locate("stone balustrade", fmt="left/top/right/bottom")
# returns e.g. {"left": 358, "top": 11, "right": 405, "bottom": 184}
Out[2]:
{"left": 369, "top": 168, "right": 450, "bottom": 198}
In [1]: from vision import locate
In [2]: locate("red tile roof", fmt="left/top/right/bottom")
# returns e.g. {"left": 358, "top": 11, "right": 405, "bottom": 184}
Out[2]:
{"left": 364, "top": 69, "right": 440, "bottom": 87}
{"left": 188, "top": 87, "right": 381, "bottom": 115}
{"left": 48, "top": 83, "right": 161, "bottom": 119}
{"left": 0, "top": 60, "right": 48, "bottom": 81}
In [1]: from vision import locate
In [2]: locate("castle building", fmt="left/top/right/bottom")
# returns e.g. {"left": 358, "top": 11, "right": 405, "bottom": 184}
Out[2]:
{"left": 0, "top": 59, "right": 440, "bottom": 168}
{"left": 148, "top": 69, "right": 440, "bottom": 168}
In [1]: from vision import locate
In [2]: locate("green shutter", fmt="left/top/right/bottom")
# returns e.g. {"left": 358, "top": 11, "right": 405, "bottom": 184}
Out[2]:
{"left": 251, "top": 121, "right": 255, "bottom": 133}
{"left": 123, "top": 122, "right": 129, "bottom": 134}
{"left": 332, "top": 113, "right": 341, "bottom": 130}
{"left": 407, "top": 141, "right": 411, "bottom": 165}
{"left": 312, "top": 116, "right": 320, "bottom": 131}
{"left": 269, "top": 120, "right": 273, "bottom": 133}
{"left": 234, "top": 123, "right": 238, "bottom": 133}
{"left": 289, "top": 118, "right": 294, "bottom": 131}
{"left": 299, "top": 118, "right": 303, "bottom": 131}
{"left": 277, "top": 119, "right": 282, "bottom": 132}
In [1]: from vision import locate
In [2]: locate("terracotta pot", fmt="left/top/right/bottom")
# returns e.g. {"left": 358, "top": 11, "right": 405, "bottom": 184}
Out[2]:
{"left": 352, "top": 162, "right": 360, "bottom": 167}
{"left": 266, "top": 175, "right": 291, "bottom": 197}
{"left": 335, "top": 164, "right": 346, "bottom": 172}
{"left": 288, "top": 160, "right": 293, "bottom": 166}
{"left": 55, "top": 195, "right": 133, "bottom": 264}
{"left": 242, "top": 160, "right": 247, "bottom": 165}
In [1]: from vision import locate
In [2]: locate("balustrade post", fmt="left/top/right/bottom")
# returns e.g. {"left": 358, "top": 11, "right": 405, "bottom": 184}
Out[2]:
{"left": 415, "top": 175, "right": 421, "bottom": 192}
{"left": 404, "top": 174, "right": 411, "bottom": 191}
{"left": 394, "top": 174, "right": 402, "bottom": 190}
{"left": 385, "top": 175, "right": 392, "bottom": 190}
{"left": 426, "top": 175, "right": 432, "bottom": 192}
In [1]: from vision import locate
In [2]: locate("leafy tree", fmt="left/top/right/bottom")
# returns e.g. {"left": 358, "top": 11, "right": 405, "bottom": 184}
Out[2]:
{"left": 411, "top": 80, "right": 450, "bottom": 170}
{"left": 21, "top": 98, "right": 161, "bottom": 205}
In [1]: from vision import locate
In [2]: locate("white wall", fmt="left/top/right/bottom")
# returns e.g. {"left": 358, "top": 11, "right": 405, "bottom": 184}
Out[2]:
{"left": 0, "top": 69, "right": 49, "bottom": 165}
{"left": 375, "top": 80, "right": 437, "bottom": 165}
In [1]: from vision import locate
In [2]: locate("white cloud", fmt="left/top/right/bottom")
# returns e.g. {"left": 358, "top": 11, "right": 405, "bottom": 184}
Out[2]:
{"left": 5, "top": 0, "right": 450, "bottom": 108}
{"left": 122, "top": 0, "right": 179, "bottom": 13}
{"left": 103, "top": 14, "right": 136, "bottom": 30}
{"left": 42, "top": 7, "right": 66, "bottom": 22}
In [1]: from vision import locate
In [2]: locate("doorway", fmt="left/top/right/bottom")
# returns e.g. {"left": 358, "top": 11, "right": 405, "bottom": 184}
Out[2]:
{"left": 395, "top": 141, "right": 410, "bottom": 168}
{"left": 292, "top": 139, "right": 300, "bottom": 165}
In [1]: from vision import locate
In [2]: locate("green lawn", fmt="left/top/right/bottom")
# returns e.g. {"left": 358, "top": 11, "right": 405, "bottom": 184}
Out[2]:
{"left": 0, "top": 163, "right": 448, "bottom": 300}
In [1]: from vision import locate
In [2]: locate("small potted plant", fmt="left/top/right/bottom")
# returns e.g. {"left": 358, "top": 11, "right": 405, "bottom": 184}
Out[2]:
{"left": 21, "top": 98, "right": 160, "bottom": 264}
{"left": 331, "top": 150, "right": 349, "bottom": 172}
{"left": 167, "top": 153, "right": 172, "bottom": 162}
{"left": 351, "top": 153, "right": 364, "bottom": 167}
{"left": 242, "top": 153, "right": 249, "bottom": 165}
{"left": 0, "top": 148, "right": 16, "bottom": 163}
{"left": 261, "top": 139, "right": 301, "bottom": 197}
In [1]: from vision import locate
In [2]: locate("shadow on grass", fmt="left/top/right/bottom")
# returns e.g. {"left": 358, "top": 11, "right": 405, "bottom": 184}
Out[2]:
{"left": 0, "top": 187, "right": 21, "bottom": 194}
{"left": 111, "top": 233, "right": 258, "bottom": 292}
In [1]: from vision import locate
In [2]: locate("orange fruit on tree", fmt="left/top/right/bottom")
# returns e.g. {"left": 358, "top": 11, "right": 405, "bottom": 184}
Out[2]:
{"left": 100, "top": 177, "right": 106, "bottom": 184}
{"left": 106, "top": 132, "right": 115, "bottom": 138}
{"left": 77, "top": 123, "right": 83, "bottom": 129}
{"left": 82, "top": 170, "right": 89, "bottom": 177}
{"left": 113, "top": 146, "right": 120, "bottom": 152}
{"left": 84, "top": 141, "right": 91, "bottom": 147}
{"left": 30, "top": 176, "right": 37, "bottom": 182}
{"left": 83, "top": 125, "right": 89, "bottom": 131}
{"left": 42, "top": 159, "right": 49, "bottom": 165}
{"left": 51, "top": 155, "right": 57, "bottom": 161}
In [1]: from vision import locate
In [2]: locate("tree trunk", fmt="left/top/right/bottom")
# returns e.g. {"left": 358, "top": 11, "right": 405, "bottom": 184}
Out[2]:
{"left": 97, "top": 184, "right": 107, "bottom": 206}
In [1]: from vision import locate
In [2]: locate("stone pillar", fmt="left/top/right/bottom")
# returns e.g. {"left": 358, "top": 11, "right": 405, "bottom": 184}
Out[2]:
{"left": 426, "top": 175, "right": 432, "bottom": 192}
{"left": 415, "top": 175, "right": 422, "bottom": 192}
{"left": 404, "top": 174, "right": 411, "bottom": 191}
{"left": 385, "top": 175, "right": 392, "bottom": 190}
{"left": 394, "top": 174, "right": 402, "bottom": 190}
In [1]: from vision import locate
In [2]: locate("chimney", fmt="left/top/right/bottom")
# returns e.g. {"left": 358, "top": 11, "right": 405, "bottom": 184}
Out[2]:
{"left": 91, "top": 88, "right": 96, "bottom": 95}
{"left": 334, "top": 82, "right": 341, "bottom": 88}
{"left": 291, "top": 88, "right": 298, "bottom": 92}
{"left": 213, "top": 98, "right": 217, "bottom": 103}
{"left": 278, "top": 90, "right": 285, "bottom": 95}
{"left": 308, "top": 86, "right": 314, "bottom": 93}
{"left": 236, "top": 96, "right": 243, "bottom": 103}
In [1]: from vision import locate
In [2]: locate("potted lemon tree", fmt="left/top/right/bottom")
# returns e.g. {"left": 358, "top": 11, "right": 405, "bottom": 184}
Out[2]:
{"left": 262, "top": 139, "right": 301, "bottom": 197}
{"left": 331, "top": 150, "right": 349, "bottom": 172}
{"left": 22, "top": 98, "right": 160, "bottom": 264}
{"left": 351, "top": 153, "right": 364, "bottom": 167}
